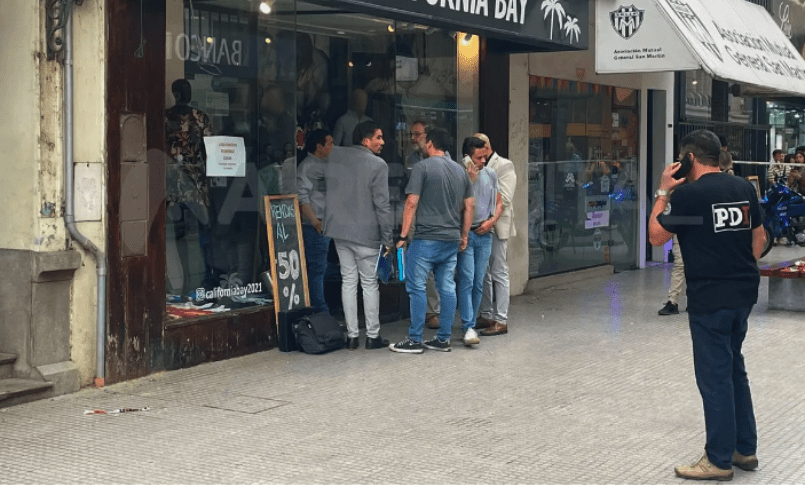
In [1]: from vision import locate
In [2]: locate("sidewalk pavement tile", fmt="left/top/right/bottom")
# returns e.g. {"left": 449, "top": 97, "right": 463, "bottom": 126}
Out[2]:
{"left": 1, "top": 263, "right": 803, "bottom": 484}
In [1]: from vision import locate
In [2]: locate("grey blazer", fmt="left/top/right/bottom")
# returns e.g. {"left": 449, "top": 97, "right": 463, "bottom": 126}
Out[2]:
{"left": 321, "top": 145, "right": 393, "bottom": 248}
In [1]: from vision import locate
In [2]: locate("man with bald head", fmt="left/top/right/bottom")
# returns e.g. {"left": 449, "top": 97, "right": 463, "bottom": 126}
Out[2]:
{"left": 474, "top": 133, "right": 516, "bottom": 336}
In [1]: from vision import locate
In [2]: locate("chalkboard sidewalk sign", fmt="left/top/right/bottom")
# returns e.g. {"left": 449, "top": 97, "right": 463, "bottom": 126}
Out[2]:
{"left": 264, "top": 195, "right": 311, "bottom": 324}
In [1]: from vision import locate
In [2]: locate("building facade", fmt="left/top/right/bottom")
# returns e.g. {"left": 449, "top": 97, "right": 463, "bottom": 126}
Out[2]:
{"left": 0, "top": 0, "right": 590, "bottom": 393}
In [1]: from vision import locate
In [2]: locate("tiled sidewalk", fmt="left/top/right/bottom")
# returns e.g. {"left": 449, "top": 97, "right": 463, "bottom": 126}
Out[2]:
{"left": 1, "top": 263, "right": 803, "bottom": 484}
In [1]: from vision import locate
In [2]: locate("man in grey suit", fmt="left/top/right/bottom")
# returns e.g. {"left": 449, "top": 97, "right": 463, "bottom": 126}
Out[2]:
{"left": 322, "top": 121, "right": 394, "bottom": 350}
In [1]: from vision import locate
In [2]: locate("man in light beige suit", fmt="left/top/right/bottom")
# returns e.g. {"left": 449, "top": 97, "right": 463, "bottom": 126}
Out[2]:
{"left": 474, "top": 133, "right": 516, "bottom": 336}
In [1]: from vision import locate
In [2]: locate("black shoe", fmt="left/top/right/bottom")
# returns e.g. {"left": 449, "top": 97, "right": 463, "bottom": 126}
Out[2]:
{"left": 389, "top": 338, "right": 424, "bottom": 354}
{"left": 423, "top": 337, "right": 451, "bottom": 352}
{"left": 658, "top": 301, "right": 679, "bottom": 315}
{"left": 365, "top": 335, "right": 389, "bottom": 349}
{"left": 346, "top": 337, "right": 359, "bottom": 350}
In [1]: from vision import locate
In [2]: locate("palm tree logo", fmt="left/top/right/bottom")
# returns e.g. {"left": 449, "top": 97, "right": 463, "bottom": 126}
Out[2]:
{"left": 541, "top": 0, "right": 566, "bottom": 40}
{"left": 564, "top": 16, "right": 581, "bottom": 44}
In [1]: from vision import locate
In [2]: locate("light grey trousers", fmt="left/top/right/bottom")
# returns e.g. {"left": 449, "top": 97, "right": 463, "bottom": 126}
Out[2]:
{"left": 480, "top": 234, "right": 510, "bottom": 324}
{"left": 334, "top": 239, "right": 380, "bottom": 338}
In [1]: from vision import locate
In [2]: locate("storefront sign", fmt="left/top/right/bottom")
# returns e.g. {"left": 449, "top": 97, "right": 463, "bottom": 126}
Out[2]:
{"left": 597, "top": 0, "right": 805, "bottom": 97}
{"left": 771, "top": 0, "right": 805, "bottom": 59}
{"left": 331, "top": 0, "right": 589, "bottom": 50}
{"left": 166, "top": 33, "right": 244, "bottom": 66}
{"left": 204, "top": 136, "right": 246, "bottom": 177}
{"left": 596, "top": 0, "right": 699, "bottom": 73}
{"left": 264, "top": 196, "right": 310, "bottom": 319}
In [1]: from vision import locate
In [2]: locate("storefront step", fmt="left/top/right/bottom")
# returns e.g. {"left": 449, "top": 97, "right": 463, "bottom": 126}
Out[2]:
{"left": 0, "top": 353, "right": 15, "bottom": 379}
{"left": 524, "top": 265, "right": 614, "bottom": 294}
{"left": 0, "top": 378, "right": 54, "bottom": 408}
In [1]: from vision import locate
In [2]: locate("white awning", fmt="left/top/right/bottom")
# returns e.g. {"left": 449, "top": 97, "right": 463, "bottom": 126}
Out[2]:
{"left": 596, "top": 0, "right": 805, "bottom": 97}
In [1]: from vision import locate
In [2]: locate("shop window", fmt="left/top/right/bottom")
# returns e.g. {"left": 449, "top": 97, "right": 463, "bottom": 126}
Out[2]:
{"left": 728, "top": 92, "right": 753, "bottom": 124}
{"left": 684, "top": 70, "right": 712, "bottom": 121}
{"left": 527, "top": 76, "right": 640, "bottom": 277}
{"left": 768, "top": 102, "right": 805, "bottom": 153}
{"left": 164, "top": 0, "right": 469, "bottom": 321}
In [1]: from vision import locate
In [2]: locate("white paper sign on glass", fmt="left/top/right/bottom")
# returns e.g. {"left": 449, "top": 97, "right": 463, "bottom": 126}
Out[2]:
{"left": 586, "top": 210, "right": 611, "bottom": 229}
{"left": 203, "top": 136, "right": 246, "bottom": 177}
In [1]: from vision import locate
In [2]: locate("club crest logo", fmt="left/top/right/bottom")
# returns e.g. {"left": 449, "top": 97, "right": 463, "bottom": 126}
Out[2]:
{"left": 667, "top": 0, "right": 723, "bottom": 62}
{"left": 610, "top": 5, "right": 645, "bottom": 39}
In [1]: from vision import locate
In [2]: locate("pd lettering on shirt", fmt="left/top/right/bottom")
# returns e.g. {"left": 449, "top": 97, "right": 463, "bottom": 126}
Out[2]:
{"left": 712, "top": 201, "right": 751, "bottom": 232}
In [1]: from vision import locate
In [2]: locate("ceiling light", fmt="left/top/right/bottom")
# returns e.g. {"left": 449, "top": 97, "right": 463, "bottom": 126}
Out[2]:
{"left": 348, "top": 60, "right": 354, "bottom": 68}
{"left": 387, "top": 24, "right": 395, "bottom": 33}
{"left": 461, "top": 33, "right": 474, "bottom": 45}
{"left": 259, "top": 2, "right": 271, "bottom": 14}
{"left": 206, "top": 36, "right": 214, "bottom": 44}
{"left": 691, "top": 80, "right": 698, "bottom": 85}
{"left": 265, "top": 37, "right": 272, "bottom": 44}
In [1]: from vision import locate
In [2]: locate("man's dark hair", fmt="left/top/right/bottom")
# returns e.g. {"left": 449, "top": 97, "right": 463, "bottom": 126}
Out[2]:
{"left": 171, "top": 78, "right": 190, "bottom": 95}
{"left": 411, "top": 120, "right": 429, "bottom": 131}
{"left": 462, "top": 136, "right": 486, "bottom": 157}
{"left": 718, "top": 135, "right": 728, "bottom": 148}
{"left": 426, "top": 127, "right": 451, "bottom": 152}
{"left": 796, "top": 145, "right": 805, "bottom": 154}
{"left": 304, "top": 129, "right": 331, "bottom": 155}
{"left": 353, "top": 120, "right": 382, "bottom": 146}
{"left": 680, "top": 129, "right": 721, "bottom": 167}
{"left": 772, "top": 149, "right": 784, "bottom": 157}
{"left": 784, "top": 153, "right": 796, "bottom": 164}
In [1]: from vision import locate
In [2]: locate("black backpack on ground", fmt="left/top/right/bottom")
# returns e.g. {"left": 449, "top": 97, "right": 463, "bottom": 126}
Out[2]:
{"left": 292, "top": 312, "right": 346, "bottom": 354}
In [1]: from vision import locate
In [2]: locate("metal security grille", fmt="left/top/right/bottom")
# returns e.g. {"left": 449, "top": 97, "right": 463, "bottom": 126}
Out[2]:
{"left": 677, "top": 122, "right": 769, "bottom": 180}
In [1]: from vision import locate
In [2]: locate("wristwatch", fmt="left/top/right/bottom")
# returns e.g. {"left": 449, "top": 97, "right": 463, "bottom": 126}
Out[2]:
{"left": 654, "top": 189, "right": 670, "bottom": 199}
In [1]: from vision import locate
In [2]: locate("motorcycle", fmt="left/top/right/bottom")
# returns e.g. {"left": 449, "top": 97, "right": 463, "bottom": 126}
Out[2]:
{"left": 760, "top": 178, "right": 805, "bottom": 257}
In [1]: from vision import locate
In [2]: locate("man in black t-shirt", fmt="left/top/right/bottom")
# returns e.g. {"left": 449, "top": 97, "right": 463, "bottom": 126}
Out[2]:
{"left": 649, "top": 130, "right": 766, "bottom": 481}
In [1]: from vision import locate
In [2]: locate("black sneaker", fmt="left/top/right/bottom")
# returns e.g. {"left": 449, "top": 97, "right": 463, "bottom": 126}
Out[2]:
{"left": 389, "top": 338, "right": 424, "bottom": 354}
{"left": 658, "top": 301, "right": 679, "bottom": 315}
{"left": 365, "top": 335, "right": 389, "bottom": 349}
{"left": 423, "top": 337, "right": 451, "bottom": 352}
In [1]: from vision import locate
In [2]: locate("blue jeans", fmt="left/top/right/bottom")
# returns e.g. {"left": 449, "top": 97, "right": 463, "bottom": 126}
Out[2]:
{"left": 688, "top": 306, "right": 757, "bottom": 470}
{"left": 302, "top": 223, "right": 330, "bottom": 314}
{"left": 457, "top": 231, "right": 493, "bottom": 331}
{"left": 405, "top": 239, "right": 459, "bottom": 342}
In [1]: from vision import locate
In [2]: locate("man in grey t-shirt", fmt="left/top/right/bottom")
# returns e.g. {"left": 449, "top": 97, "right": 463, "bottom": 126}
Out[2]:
{"left": 390, "top": 128, "right": 474, "bottom": 354}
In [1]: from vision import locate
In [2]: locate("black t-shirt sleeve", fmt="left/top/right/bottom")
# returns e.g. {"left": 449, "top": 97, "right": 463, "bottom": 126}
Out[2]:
{"left": 657, "top": 187, "right": 694, "bottom": 235}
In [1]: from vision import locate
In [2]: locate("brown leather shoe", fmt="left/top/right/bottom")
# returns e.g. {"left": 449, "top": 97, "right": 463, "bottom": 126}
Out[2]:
{"left": 732, "top": 451, "right": 758, "bottom": 471}
{"left": 480, "top": 322, "right": 507, "bottom": 336}
{"left": 475, "top": 316, "right": 495, "bottom": 329}
{"left": 425, "top": 314, "right": 440, "bottom": 329}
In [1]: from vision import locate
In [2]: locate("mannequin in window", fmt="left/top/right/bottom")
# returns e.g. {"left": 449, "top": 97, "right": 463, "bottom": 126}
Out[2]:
{"left": 296, "top": 32, "right": 329, "bottom": 135}
{"left": 166, "top": 78, "right": 215, "bottom": 294}
{"left": 332, "top": 89, "right": 372, "bottom": 146}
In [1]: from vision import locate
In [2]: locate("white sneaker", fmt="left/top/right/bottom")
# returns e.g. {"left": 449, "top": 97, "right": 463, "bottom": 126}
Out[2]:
{"left": 463, "top": 328, "right": 480, "bottom": 346}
